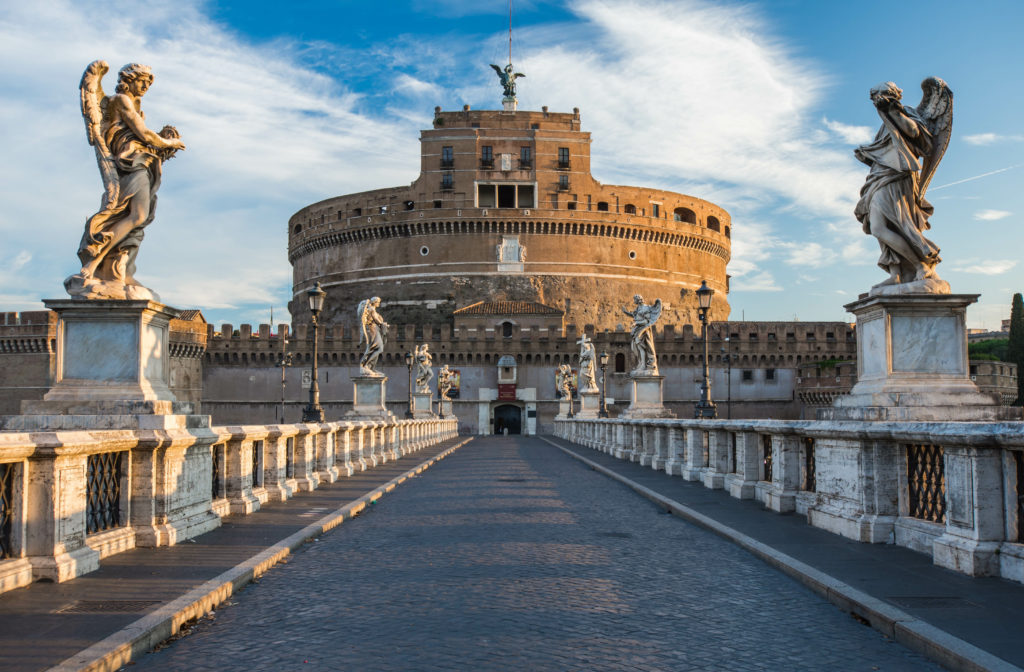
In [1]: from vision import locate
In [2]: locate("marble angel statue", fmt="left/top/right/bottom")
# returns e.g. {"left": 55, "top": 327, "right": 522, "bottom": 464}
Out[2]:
{"left": 437, "top": 364, "right": 453, "bottom": 401}
{"left": 555, "top": 364, "right": 573, "bottom": 401}
{"left": 66, "top": 61, "right": 185, "bottom": 300}
{"left": 854, "top": 77, "right": 953, "bottom": 294}
{"left": 577, "top": 334, "right": 598, "bottom": 393}
{"left": 622, "top": 295, "right": 662, "bottom": 375}
{"left": 415, "top": 344, "right": 434, "bottom": 393}
{"left": 358, "top": 297, "right": 388, "bottom": 376}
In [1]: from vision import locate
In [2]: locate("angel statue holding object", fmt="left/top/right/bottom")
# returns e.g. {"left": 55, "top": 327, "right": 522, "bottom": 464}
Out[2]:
{"left": 437, "top": 365, "right": 453, "bottom": 401}
{"left": 490, "top": 63, "right": 525, "bottom": 99}
{"left": 67, "top": 61, "right": 185, "bottom": 300}
{"left": 415, "top": 344, "right": 434, "bottom": 393}
{"left": 854, "top": 78, "right": 953, "bottom": 294}
{"left": 555, "top": 364, "right": 573, "bottom": 401}
{"left": 577, "top": 334, "right": 598, "bottom": 393}
{"left": 622, "top": 295, "right": 662, "bottom": 376}
{"left": 357, "top": 297, "right": 388, "bottom": 377}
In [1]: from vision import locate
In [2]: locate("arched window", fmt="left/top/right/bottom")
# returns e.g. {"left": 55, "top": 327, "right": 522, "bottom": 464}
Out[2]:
{"left": 707, "top": 216, "right": 721, "bottom": 232}
{"left": 623, "top": 204, "right": 636, "bottom": 215}
{"left": 615, "top": 353, "right": 626, "bottom": 372}
{"left": 673, "top": 207, "right": 696, "bottom": 223}
{"left": 724, "top": 225, "right": 731, "bottom": 238}
{"left": 502, "top": 321, "right": 515, "bottom": 338}
{"left": 597, "top": 201, "right": 609, "bottom": 211}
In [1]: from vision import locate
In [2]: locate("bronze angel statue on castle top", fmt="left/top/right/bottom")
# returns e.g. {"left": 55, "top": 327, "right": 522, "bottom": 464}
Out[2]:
{"left": 854, "top": 77, "right": 953, "bottom": 295}
{"left": 66, "top": 60, "right": 185, "bottom": 300}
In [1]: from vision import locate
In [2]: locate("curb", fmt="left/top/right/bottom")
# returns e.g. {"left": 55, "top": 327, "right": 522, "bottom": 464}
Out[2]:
{"left": 48, "top": 437, "right": 474, "bottom": 672}
{"left": 540, "top": 436, "right": 1021, "bottom": 672}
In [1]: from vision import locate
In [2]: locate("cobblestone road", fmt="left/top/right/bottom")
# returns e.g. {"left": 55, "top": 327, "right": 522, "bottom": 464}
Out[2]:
{"left": 132, "top": 436, "right": 940, "bottom": 671}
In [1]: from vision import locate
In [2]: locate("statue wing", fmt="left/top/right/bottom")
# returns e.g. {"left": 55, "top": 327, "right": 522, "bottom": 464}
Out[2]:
{"left": 80, "top": 60, "right": 119, "bottom": 205}
{"left": 357, "top": 300, "right": 368, "bottom": 345}
{"left": 490, "top": 64, "right": 504, "bottom": 77}
{"left": 914, "top": 77, "right": 953, "bottom": 197}
{"left": 513, "top": 72, "right": 525, "bottom": 79}
{"left": 650, "top": 299, "right": 663, "bottom": 324}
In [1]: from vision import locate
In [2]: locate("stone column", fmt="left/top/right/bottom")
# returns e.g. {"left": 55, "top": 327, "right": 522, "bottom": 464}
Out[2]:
{"left": 663, "top": 426, "right": 687, "bottom": 476}
{"left": 765, "top": 434, "right": 799, "bottom": 513}
{"left": 725, "top": 431, "right": 759, "bottom": 499}
{"left": 933, "top": 445, "right": 1004, "bottom": 576}
{"left": 682, "top": 428, "right": 707, "bottom": 481}
{"left": 702, "top": 429, "right": 730, "bottom": 490}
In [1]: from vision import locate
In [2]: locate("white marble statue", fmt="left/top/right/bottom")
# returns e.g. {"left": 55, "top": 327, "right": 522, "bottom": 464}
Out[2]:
{"left": 555, "top": 364, "right": 573, "bottom": 401}
{"left": 415, "top": 344, "right": 434, "bottom": 393}
{"left": 622, "top": 294, "right": 662, "bottom": 375}
{"left": 357, "top": 297, "right": 388, "bottom": 376}
{"left": 438, "top": 364, "right": 453, "bottom": 400}
{"left": 577, "top": 334, "right": 598, "bottom": 393}
{"left": 66, "top": 61, "right": 186, "bottom": 300}
{"left": 854, "top": 78, "right": 953, "bottom": 294}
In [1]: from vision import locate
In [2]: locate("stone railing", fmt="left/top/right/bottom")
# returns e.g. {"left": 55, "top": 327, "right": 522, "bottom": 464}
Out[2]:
{"left": 555, "top": 417, "right": 1024, "bottom": 584}
{"left": 0, "top": 417, "right": 457, "bottom": 595}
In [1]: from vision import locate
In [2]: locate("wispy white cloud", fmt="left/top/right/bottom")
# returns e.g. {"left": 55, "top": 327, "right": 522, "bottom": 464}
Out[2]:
{"left": 732, "top": 271, "right": 782, "bottom": 292}
{"left": 951, "top": 259, "right": 1018, "bottom": 275}
{"left": 964, "top": 133, "right": 1024, "bottom": 146}
{"left": 973, "top": 209, "right": 1012, "bottom": 221}
{"left": 823, "top": 118, "right": 873, "bottom": 145}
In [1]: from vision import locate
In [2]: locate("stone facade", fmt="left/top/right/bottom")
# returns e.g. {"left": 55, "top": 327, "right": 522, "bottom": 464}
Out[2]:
{"left": 287, "top": 107, "right": 731, "bottom": 331}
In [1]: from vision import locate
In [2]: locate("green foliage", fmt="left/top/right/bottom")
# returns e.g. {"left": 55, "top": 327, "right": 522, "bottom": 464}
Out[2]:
{"left": 808, "top": 358, "right": 843, "bottom": 369}
{"left": 968, "top": 338, "right": 1008, "bottom": 361}
{"left": 1009, "top": 293, "right": 1024, "bottom": 405}
{"left": 970, "top": 353, "right": 999, "bottom": 361}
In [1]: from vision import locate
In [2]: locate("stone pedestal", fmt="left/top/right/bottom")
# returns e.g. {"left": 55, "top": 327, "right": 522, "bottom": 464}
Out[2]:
{"left": 620, "top": 374, "right": 675, "bottom": 419}
{"left": 346, "top": 376, "right": 396, "bottom": 421}
{"left": 820, "top": 293, "right": 1021, "bottom": 422}
{"left": 575, "top": 389, "right": 601, "bottom": 419}
{"left": 439, "top": 399, "right": 453, "bottom": 418}
{"left": 412, "top": 391, "right": 435, "bottom": 419}
{"left": 556, "top": 399, "right": 573, "bottom": 419}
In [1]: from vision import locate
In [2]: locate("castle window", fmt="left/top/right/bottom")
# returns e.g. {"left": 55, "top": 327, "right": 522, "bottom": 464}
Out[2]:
{"left": 725, "top": 225, "right": 731, "bottom": 238}
{"left": 742, "top": 370, "right": 753, "bottom": 382}
{"left": 520, "top": 147, "right": 532, "bottom": 169}
{"left": 478, "top": 184, "right": 496, "bottom": 207}
{"left": 404, "top": 200, "right": 415, "bottom": 210}
{"left": 293, "top": 224, "right": 302, "bottom": 234}
{"left": 597, "top": 201, "right": 609, "bottom": 211}
{"left": 353, "top": 207, "right": 362, "bottom": 216}
{"left": 558, "top": 147, "right": 570, "bottom": 169}
{"left": 433, "top": 200, "right": 442, "bottom": 208}
{"left": 651, "top": 203, "right": 660, "bottom": 218}
{"left": 673, "top": 207, "right": 696, "bottom": 223}
{"left": 623, "top": 204, "right": 636, "bottom": 215}
{"left": 615, "top": 353, "right": 626, "bottom": 372}
{"left": 766, "top": 368, "right": 776, "bottom": 381}
{"left": 567, "top": 201, "right": 577, "bottom": 210}
{"left": 498, "top": 185, "right": 516, "bottom": 208}
{"left": 441, "top": 146, "right": 453, "bottom": 168}
{"left": 481, "top": 145, "right": 494, "bottom": 168}
{"left": 517, "top": 185, "right": 535, "bottom": 208}
{"left": 707, "top": 216, "right": 721, "bottom": 232}
{"left": 558, "top": 175, "right": 569, "bottom": 191}
{"left": 502, "top": 322, "right": 514, "bottom": 338}
{"left": 441, "top": 173, "right": 453, "bottom": 190}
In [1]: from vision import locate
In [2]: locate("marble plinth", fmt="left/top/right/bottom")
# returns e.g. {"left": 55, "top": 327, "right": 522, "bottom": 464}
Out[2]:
{"left": 346, "top": 376, "right": 395, "bottom": 421}
{"left": 620, "top": 375, "right": 675, "bottom": 419}
{"left": 412, "top": 391, "right": 435, "bottom": 419}
{"left": 820, "top": 293, "right": 1021, "bottom": 421}
{"left": 576, "top": 390, "right": 601, "bottom": 419}
{"left": 439, "top": 399, "right": 453, "bottom": 418}
{"left": 556, "top": 399, "right": 574, "bottom": 419}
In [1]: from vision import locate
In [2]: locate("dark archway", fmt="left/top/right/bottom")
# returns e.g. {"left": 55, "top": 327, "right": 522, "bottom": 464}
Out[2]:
{"left": 493, "top": 404, "right": 522, "bottom": 435}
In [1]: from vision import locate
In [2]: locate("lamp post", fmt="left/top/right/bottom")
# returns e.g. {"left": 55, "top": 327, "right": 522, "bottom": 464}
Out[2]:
{"left": 405, "top": 351, "right": 415, "bottom": 418}
{"left": 278, "top": 334, "right": 292, "bottom": 423}
{"left": 723, "top": 337, "right": 733, "bottom": 420}
{"left": 301, "top": 282, "right": 326, "bottom": 423}
{"left": 598, "top": 351, "right": 609, "bottom": 418}
{"left": 694, "top": 280, "right": 717, "bottom": 419}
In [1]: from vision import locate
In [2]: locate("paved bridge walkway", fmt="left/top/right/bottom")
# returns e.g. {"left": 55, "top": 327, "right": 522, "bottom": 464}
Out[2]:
{"left": 126, "top": 436, "right": 944, "bottom": 671}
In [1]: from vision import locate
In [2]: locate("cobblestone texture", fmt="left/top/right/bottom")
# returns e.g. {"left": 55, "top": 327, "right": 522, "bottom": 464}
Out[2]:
{"left": 132, "top": 436, "right": 941, "bottom": 671}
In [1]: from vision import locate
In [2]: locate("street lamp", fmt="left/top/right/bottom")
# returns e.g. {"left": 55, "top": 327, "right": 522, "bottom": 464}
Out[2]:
{"left": 598, "top": 351, "right": 610, "bottom": 418}
{"left": 302, "top": 282, "right": 327, "bottom": 423}
{"left": 694, "top": 280, "right": 717, "bottom": 419}
{"left": 723, "top": 337, "right": 733, "bottom": 420}
{"left": 405, "top": 351, "right": 415, "bottom": 418}
{"left": 278, "top": 334, "right": 292, "bottom": 423}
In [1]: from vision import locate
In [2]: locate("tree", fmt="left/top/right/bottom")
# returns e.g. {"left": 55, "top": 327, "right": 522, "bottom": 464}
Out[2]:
{"left": 1008, "top": 293, "right": 1024, "bottom": 405}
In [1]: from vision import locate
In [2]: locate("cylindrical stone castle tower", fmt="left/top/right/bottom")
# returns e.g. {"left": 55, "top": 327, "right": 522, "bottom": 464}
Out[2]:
{"left": 288, "top": 105, "right": 731, "bottom": 330}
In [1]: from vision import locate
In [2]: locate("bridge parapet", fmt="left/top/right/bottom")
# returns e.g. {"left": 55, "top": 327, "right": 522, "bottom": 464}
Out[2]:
{"left": 0, "top": 417, "right": 457, "bottom": 595}
{"left": 555, "top": 417, "right": 1024, "bottom": 584}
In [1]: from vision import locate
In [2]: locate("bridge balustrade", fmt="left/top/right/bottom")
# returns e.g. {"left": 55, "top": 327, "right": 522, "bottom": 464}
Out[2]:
{"left": 555, "top": 417, "right": 1024, "bottom": 584}
{"left": 0, "top": 416, "right": 457, "bottom": 595}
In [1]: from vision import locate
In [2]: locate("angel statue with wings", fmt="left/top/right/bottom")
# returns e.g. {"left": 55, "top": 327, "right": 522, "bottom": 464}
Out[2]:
{"left": 854, "top": 78, "right": 953, "bottom": 294}
{"left": 66, "top": 61, "right": 185, "bottom": 300}
{"left": 490, "top": 63, "right": 525, "bottom": 99}
{"left": 357, "top": 297, "right": 388, "bottom": 377}
{"left": 622, "top": 295, "right": 662, "bottom": 376}
{"left": 415, "top": 344, "right": 434, "bottom": 393}
{"left": 577, "top": 334, "right": 598, "bottom": 393}
{"left": 437, "top": 365, "right": 453, "bottom": 401}
{"left": 555, "top": 364, "right": 573, "bottom": 402}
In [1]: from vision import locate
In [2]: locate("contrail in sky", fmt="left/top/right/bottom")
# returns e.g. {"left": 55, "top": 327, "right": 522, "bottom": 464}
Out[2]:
{"left": 930, "top": 163, "right": 1023, "bottom": 191}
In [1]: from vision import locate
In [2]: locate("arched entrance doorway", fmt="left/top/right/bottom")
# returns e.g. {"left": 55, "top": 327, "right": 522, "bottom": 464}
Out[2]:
{"left": 493, "top": 404, "right": 522, "bottom": 435}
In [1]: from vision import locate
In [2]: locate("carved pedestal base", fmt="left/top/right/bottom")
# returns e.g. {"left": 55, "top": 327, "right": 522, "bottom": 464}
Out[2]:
{"left": 412, "top": 391, "right": 435, "bottom": 419}
{"left": 820, "top": 293, "right": 1022, "bottom": 422}
{"left": 620, "top": 375, "right": 675, "bottom": 419}
{"left": 439, "top": 399, "right": 453, "bottom": 418}
{"left": 575, "top": 390, "right": 601, "bottom": 419}
{"left": 346, "top": 376, "right": 395, "bottom": 421}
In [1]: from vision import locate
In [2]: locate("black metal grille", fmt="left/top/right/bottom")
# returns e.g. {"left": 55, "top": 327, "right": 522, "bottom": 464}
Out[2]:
{"left": 252, "top": 441, "right": 263, "bottom": 488}
{"left": 907, "top": 444, "right": 945, "bottom": 523}
{"left": 87, "top": 452, "right": 124, "bottom": 534}
{"left": 762, "top": 435, "right": 773, "bottom": 482}
{"left": 211, "top": 444, "right": 223, "bottom": 500}
{"left": 803, "top": 437, "right": 816, "bottom": 492}
{"left": 286, "top": 438, "right": 295, "bottom": 479}
{"left": 1015, "top": 451, "right": 1024, "bottom": 542}
{"left": 702, "top": 431, "right": 710, "bottom": 467}
{"left": 0, "top": 463, "right": 14, "bottom": 559}
{"left": 729, "top": 433, "right": 737, "bottom": 474}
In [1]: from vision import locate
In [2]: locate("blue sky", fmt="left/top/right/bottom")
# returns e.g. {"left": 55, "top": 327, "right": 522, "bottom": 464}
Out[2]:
{"left": 0, "top": 0, "right": 1021, "bottom": 330}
